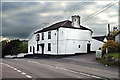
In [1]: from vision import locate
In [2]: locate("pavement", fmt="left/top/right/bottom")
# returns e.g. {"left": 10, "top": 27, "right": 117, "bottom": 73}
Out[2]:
{"left": 1, "top": 53, "right": 119, "bottom": 79}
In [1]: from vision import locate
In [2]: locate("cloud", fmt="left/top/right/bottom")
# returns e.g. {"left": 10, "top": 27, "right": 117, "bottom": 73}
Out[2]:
{"left": 2, "top": 1, "right": 119, "bottom": 39}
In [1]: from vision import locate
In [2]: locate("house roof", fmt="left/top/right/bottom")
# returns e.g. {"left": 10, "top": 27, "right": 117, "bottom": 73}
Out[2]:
{"left": 92, "top": 36, "right": 106, "bottom": 42}
{"left": 34, "top": 20, "right": 92, "bottom": 34}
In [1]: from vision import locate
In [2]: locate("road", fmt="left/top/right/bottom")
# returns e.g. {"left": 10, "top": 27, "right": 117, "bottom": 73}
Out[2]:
{"left": 1, "top": 53, "right": 119, "bottom": 79}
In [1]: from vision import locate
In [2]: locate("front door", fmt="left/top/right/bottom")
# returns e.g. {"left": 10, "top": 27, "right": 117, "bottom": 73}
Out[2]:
{"left": 87, "top": 44, "right": 91, "bottom": 53}
{"left": 40, "top": 44, "right": 44, "bottom": 54}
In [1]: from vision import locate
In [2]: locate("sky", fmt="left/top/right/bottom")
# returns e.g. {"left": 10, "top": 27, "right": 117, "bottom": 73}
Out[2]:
{"left": 1, "top": 0, "right": 119, "bottom": 40}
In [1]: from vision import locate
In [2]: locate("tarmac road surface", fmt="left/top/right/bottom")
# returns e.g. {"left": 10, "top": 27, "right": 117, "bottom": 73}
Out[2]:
{"left": 1, "top": 53, "right": 119, "bottom": 79}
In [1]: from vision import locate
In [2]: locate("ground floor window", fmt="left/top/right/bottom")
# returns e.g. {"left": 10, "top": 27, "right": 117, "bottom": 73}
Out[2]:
{"left": 48, "top": 43, "right": 51, "bottom": 51}
{"left": 30, "top": 46, "right": 32, "bottom": 52}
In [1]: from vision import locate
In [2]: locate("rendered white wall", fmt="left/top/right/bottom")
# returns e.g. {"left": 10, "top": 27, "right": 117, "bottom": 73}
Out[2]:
{"left": 28, "top": 30, "right": 58, "bottom": 55}
{"left": 58, "top": 27, "right": 92, "bottom": 54}
{"left": 28, "top": 27, "right": 93, "bottom": 55}
{"left": 91, "top": 39, "right": 104, "bottom": 51}
{"left": 28, "top": 34, "right": 37, "bottom": 54}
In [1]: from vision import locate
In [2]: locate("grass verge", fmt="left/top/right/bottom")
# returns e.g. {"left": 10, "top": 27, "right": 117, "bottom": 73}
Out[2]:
{"left": 97, "top": 52, "right": 120, "bottom": 67}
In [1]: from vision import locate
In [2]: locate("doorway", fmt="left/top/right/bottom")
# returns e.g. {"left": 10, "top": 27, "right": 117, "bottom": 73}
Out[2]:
{"left": 40, "top": 44, "right": 44, "bottom": 54}
{"left": 87, "top": 44, "right": 91, "bottom": 53}
{"left": 33, "top": 46, "right": 35, "bottom": 54}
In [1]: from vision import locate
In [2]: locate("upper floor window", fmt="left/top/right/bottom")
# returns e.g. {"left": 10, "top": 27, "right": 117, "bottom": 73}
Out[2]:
{"left": 78, "top": 45, "right": 81, "bottom": 48}
{"left": 42, "top": 33, "right": 44, "bottom": 40}
{"left": 48, "top": 31, "right": 51, "bottom": 39}
{"left": 36, "top": 34, "right": 40, "bottom": 41}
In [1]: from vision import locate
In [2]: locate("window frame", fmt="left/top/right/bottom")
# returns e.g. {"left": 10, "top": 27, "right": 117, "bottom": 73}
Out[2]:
{"left": 42, "top": 33, "right": 44, "bottom": 40}
{"left": 48, "top": 43, "right": 51, "bottom": 51}
{"left": 48, "top": 31, "right": 51, "bottom": 39}
{"left": 30, "top": 46, "right": 32, "bottom": 52}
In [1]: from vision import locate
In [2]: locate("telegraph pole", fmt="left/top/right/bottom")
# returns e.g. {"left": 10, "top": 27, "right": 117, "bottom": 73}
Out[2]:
{"left": 118, "top": 1, "right": 120, "bottom": 43}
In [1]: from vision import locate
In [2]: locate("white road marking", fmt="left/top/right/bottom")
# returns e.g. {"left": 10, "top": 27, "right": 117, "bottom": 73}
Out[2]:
{"left": 7, "top": 65, "right": 11, "bottom": 67}
{"left": 2, "top": 63, "right": 33, "bottom": 78}
{"left": 17, "top": 70, "right": 21, "bottom": 72}
{"left": 92, "top": 75, "right": 101, "bottom": 79}
{"left": 22, "top": 72, "right": 26, "bottom": 75}
{"left": 10, "top": 67, "right": 14, "bottom": 69}
{"left": 26, "top": 75, "right": 32, "bottom": 78}
{"left": 79, "top": 72, "right": 91, "bottom": 76}
{"left": 13, "top": 68, "right": 17, "bottom": 70}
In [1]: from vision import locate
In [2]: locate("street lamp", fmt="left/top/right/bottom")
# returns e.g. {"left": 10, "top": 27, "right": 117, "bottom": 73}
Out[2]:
{"left": 36, "top": 34, "right": 40, "bottom": 54}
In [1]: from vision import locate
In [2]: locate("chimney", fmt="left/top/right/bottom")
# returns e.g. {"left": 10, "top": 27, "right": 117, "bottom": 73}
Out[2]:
{"left": 72, "top": 15, "right": 81, "bottom": 28}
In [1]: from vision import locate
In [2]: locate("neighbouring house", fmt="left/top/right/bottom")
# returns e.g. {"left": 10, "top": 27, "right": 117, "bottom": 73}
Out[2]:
{"left": 91, "top": 36, "right": 107, "bottom": 52}
{"left": 114, "top": 31, "right": 120, "bottom": 43}
{"left": 28, "top": 15, "right": 105, "bottom": 55}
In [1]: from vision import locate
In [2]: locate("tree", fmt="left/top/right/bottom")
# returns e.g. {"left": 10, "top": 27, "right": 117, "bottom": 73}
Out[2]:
{"left": 2, "top": 40, "right": 9, "bottom": 57}
{"left": 2, "top": 39, "right": 28, "bottom": 58}
{"left": 101, "top": 40, "right": 120, "bottom": 53}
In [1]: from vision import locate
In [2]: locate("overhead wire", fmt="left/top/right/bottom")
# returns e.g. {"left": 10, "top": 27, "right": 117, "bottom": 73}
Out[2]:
{"left": 82, "top": 2, "right": 118, "bottom": 22}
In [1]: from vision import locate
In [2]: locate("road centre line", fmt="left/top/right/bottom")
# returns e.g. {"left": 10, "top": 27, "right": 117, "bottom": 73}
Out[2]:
{"left": 26, "top": 75, "right": 32, "bottom": 78}
{"left": 27, "top": 60, "right": 101, "bottom": 79}
{"left": 13, "top": 68, "right": 17, "bottom": 70}
{"left": 22, "top": 72, "right": 26, "bottom": 75}
{"left": 17, "top": 70, "right": 21, "bottom": 72}
{"left": 26, "top": 59, "right": 112, "bottom": 74}
{"left": 2, "top": 63, "right": 32, "bottom": 78}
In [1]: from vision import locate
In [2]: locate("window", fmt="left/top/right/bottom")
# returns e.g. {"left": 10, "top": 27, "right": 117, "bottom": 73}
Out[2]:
{"left": 36, "top": 34, "right": 40, "bottom": 41}
{"left": 30, "top": 46, "right": 32, "bottom": 52}
{"left": 78, "top": 45, "right": 80, "bottom": 48}
{"left": 48, "top": 43, "right": 51, "bottom": 51}
{"left": 48, "top": 31, "right": 51, "bottom": 39}
{"left": 42, "top": 33, "right": 44, "bottom": 40}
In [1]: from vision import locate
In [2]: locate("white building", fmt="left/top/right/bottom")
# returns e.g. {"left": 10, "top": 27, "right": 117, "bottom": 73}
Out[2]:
{"left": 91, "top": 36, "right": 107, "bottom": 52}
{"left": 28, "top": 15, "right": 104, "bottom": 55}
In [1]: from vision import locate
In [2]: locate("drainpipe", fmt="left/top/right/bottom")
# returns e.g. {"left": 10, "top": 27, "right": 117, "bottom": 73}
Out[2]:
{"left": 57, "top": 29, "right": 59, "bottom": 55}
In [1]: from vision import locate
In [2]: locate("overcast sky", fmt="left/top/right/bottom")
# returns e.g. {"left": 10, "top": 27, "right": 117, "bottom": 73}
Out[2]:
{"left": 1, "top": 0, "right": 119, "bottom": 40}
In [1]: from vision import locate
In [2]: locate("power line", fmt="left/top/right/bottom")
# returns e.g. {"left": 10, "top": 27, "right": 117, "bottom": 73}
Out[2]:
{"left": 82, "top": 2, "right": 118, "bottom": 22}
{"left": 37, "top": 2, "right": 89, "bottom": 28}
{"left": 31, "top": 2, "right": 89, "bottom": 30}
{"left": 44, "top": 2, "right": 91, "bottom": 25}
{"left": 82, "top": 2, "right": 113, "bottom": 21}
{"left": 49, "top": 2, "right": 89, "bottom": 20}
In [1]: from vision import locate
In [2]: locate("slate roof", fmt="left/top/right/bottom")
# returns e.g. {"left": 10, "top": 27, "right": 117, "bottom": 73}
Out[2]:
{"left": 34, "top": 20, "right": 92, "bottom": 34}
{"left": 92, "top": 36, "right": 106, "bottom": 42}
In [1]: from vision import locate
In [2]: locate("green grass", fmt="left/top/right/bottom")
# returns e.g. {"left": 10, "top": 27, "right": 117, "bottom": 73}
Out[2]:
{"left": 97, "top": 52, "right": 120, "bottom": 67}
{"left": 103, "top": 52, "right": 120, "bottom": 59}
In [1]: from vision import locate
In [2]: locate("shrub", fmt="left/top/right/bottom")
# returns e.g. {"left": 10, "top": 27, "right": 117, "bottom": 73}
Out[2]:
{"left": 101, "top": 40, "right": 120, "bottom": 53}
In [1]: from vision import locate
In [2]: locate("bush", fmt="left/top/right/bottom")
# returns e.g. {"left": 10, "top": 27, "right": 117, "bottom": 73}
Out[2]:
{"left": 101, "top": 40, "right": 120, "bottom": 53}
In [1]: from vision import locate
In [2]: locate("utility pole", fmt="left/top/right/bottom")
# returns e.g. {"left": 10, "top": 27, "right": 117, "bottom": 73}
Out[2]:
{"left": 118, "top": 1, "right": 120, "bottom": 43}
